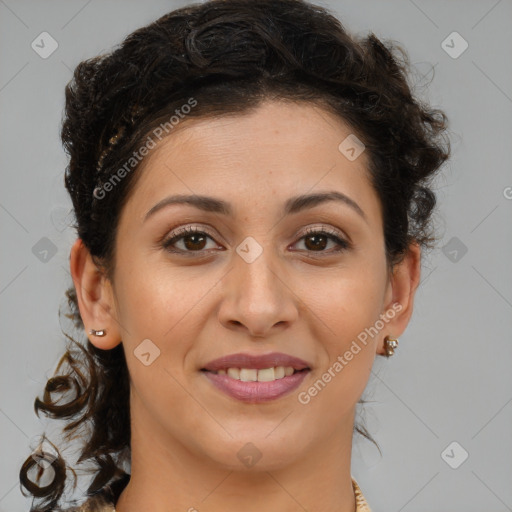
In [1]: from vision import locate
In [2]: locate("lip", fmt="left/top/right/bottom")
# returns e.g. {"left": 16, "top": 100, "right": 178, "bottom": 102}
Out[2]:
{"left": 201, "top": 352, "right": 312, "bottom": 403}
{"left": 201, "top": 352, "right": 311, "bottom": 372}
{"left": 202, "top": 369, "right": 310, "bottom": 403}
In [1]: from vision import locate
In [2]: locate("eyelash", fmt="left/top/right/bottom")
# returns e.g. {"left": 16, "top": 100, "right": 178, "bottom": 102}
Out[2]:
{"left": 161, "top": 225, "right": 351, "bottom": 256}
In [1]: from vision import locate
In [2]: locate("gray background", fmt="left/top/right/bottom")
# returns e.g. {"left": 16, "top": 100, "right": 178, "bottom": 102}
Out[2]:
{"left": 1, "top": 1, "right": 511, "bottom": 511}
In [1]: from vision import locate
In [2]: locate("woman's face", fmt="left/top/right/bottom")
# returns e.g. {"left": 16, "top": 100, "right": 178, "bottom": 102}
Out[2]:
{"left": 89, "top": 100, "right": 416, "bottom": 470}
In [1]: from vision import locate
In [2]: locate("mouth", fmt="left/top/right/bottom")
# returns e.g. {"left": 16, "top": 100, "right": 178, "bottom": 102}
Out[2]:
{"left": 200, "top": 352, "right": 311, "bottom": 403}
{"left": 201, "top": 366, "right": 309, "bottom": 382}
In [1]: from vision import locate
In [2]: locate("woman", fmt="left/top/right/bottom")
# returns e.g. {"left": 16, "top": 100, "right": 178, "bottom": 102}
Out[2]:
{"left": 19, "top": 0, "right": 450, "bottom": 510}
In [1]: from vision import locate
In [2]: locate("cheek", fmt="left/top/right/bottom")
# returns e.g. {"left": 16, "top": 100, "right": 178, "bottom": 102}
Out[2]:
{"left": 113, "top": 256, "right": 209, "bottom": 340}
{"left": 114, "top": 263, "right": 201, "bottom": 416}
{"left": 111, "top": 258, "right": 222, "bottom": 393}
{"left": 306, "top": 263, "right": 386, "bottom": 342}
{"left": 301, "top": 263, "right": 385, "bottom": 403}
{"left": 298, "top": 280, "right": 380, "bottom": 422}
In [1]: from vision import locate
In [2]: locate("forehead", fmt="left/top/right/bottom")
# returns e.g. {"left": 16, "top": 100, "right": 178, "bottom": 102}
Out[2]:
{"left": 124, "top": 100, "right": 382, "bottom": 225}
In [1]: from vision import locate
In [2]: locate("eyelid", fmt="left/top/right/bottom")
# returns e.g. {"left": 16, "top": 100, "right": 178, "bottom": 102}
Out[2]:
{"left": 160, "top": 223, "right": 224, "bottom": 245}
{"left": 292, "top": 224, "right": 352, "bottom": 252}
{"left": 162, "top": 225, "right": 221, "bottom": 248}
{"left": 296, "top": 223, "right": 348, "bottom": 241}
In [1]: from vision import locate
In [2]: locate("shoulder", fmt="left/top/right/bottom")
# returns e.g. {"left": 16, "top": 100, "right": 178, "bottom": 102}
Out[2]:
{"left": 352, "top": 477, "right": 372, "bottom": 512}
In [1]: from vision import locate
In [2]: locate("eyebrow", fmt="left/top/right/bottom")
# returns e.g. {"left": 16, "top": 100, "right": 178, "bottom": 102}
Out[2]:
{"left": 144, "top": 191, "right": 367, "bottom": 223}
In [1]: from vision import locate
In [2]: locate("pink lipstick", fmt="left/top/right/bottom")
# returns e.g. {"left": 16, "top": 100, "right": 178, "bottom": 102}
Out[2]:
{"left": 201, "top": 352, "right": 311, "bottom": 403}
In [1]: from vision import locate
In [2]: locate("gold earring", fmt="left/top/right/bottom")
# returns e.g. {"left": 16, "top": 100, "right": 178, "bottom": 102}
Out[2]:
{"left": 384, "top": 336, "right": 399, "bottom": 357}
{"left": 89, "top": 329, "right": 107, "bottom": 337}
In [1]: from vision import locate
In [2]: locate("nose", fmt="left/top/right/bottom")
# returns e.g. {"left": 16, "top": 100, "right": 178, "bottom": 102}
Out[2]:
{"left": 217, "top": 245, "right": 299, "bottom": 338}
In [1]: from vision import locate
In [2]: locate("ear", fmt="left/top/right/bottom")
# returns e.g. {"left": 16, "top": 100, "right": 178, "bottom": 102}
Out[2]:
{"left": 376, "top": 241, "right": 422, "bottom": 356}
{"left": 69, "top": 238, "right": 122, "bottom": 350}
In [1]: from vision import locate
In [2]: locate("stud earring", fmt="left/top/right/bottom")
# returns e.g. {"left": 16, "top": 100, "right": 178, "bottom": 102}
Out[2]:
{"left": 384, "top": 336, "right": 399, "bottom": 357}
{"left": 89, "top": 329, "right": 107, "bottom": 337}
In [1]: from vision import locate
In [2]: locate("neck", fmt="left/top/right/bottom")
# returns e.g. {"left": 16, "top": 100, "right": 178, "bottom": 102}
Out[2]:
{"left": 116, "top": 393, "right": 357, "bottom": 512}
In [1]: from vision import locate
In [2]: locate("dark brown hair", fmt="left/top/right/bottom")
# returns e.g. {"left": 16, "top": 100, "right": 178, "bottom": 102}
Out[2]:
{"left": 19, "top": 0, "right": 450, "bottom": 510}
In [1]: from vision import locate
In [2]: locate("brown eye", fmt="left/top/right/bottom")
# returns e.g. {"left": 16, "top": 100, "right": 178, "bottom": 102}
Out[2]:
{"left": 162, "top": 225, "right": 350, "bottom": 257}
{"left": 304, "top": 232, "right": 329, "bottom": 251}
{"left": 181, "top": 233, "right": 207, "bottom": 251}
{"left": 294, "top": 227, "right": 350, "bottom": 254}
{"left": 163, "top": 226, "right": 218, "bottom": 254}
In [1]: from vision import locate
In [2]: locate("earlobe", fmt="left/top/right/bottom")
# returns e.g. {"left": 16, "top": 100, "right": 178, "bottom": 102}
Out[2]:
{"left": 377, "top": 242, "right": 422, "bottom": 356}
{"left": 69, "top": 238, "right": 122, "bottom": 350}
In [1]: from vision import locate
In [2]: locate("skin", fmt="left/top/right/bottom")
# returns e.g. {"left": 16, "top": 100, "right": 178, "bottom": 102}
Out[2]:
{"left": 70, "top": 100, "right": 421, "bottom": 512}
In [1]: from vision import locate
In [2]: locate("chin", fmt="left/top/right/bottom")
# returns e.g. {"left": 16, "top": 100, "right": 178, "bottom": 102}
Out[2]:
{"left": 196, "top": 434, "right": 308, "bottom": 472}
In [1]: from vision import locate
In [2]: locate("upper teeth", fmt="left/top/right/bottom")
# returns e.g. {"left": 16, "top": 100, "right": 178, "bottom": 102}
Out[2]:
{"left": 215, "top": 366, "right": 296, "bottom": 382}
